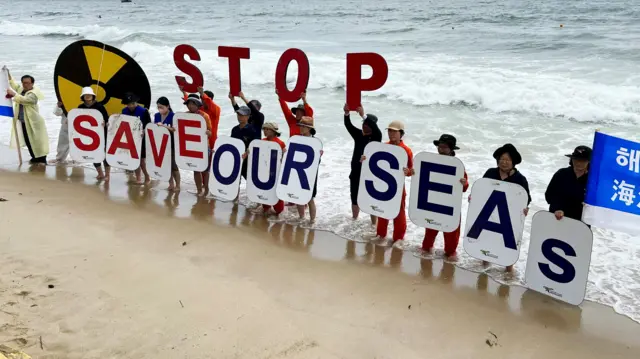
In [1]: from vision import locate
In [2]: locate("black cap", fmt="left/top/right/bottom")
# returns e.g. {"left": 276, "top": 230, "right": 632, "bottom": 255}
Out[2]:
{"left": 121, "top": 92, "right": 140, "bottom": 105}
{"left": 183, "top": 93, "right": 202, "bottom": 106}
{"left": 493, "top": 143, "right": 522, "bottom": 165}
{"left": 565, "top": 145, "right": 592, "bottom": 160}
{"left": 291, "top": 104, "right": 306, "bottom": 115}
{"left": 433, "top": 134, "right": 460, "bottom": 150}
{"left": 363, "top": 114, "right": 379, "bottom": 124}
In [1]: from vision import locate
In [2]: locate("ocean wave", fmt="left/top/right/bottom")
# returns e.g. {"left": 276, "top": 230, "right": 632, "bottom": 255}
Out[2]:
{"left": 119, "top": 40, "right": 640, "bottom": 126}
{"left": 0, "top": 20, "right": 156, "bottom": 42}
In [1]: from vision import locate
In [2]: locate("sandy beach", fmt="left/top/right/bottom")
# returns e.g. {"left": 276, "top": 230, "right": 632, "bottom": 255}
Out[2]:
{"left": 1, "top": 147, "right": 640, "bottom": 358}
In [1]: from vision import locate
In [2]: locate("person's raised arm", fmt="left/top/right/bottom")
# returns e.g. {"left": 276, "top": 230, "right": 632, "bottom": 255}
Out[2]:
{"left": 276, "top": 89, "right": 296, "bottom": 128}
{"left": 343, "top": 104, "right": 359, "bottom": 139}
{"left": 301, "top": 91, "right": 314, "bottom": 118}
{"left": 10, "top": 91, "right": 37, "bottom": 105}
{"left": 179, "top": 86, "right": 188, "bottom": 102}
{"left": 229, "top": 93, "right": 239, "bottom": 112}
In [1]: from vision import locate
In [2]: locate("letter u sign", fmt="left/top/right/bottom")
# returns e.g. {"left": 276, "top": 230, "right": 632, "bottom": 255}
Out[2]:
{"left": 525, "top": 211, "right": 593, "bottom": 305}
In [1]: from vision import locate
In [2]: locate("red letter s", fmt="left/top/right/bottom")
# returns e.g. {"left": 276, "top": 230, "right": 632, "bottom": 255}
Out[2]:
{"left": 174, "top": 44, "right": 204, "bottom": 93}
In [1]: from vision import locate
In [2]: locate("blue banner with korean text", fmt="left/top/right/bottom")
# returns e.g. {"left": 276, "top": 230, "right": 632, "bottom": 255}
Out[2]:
{"left": 584, "top": 131, "right": 640, "bottom": 234}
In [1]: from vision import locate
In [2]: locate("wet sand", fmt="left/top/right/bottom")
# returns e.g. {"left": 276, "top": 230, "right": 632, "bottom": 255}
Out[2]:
{"left": 1, "top": 146, "right": 640, "bottom": 358}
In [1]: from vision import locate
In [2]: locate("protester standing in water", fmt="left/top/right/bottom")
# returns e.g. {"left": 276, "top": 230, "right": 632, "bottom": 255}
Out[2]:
{"left": 122, "top": 93, "right": 152, "bottom": 185}
{"left": 343, "top": 103, "right": 382, "bottom": 224}
{"left": 362, "top": 120, "right": 413, "bottom": 244}
{"left": 481, "top": 143, "right": 531, "bottom": 271}
{"left": 4, "top": 68, "right": 48, "bottom": 164}
{"left": 77, "top": 87, "right": 110, "bottom": 181}
{"left": 545, "top": 146, "right": 591, "bottom": 222}
{"left": 421, "top": 134, "right": 468, "bottom": 261}
{"left": 229, "top": 92, "right": 264, "bottom": 180}
{"left": 295, "top": 116, "right": 321, "bottom": 222}
{"left": 258, "top": 122, "right": 286, "bottom": 216}
{"left": 50, "top": 101, "right": 70, "bottom": 164}
{"left": 277, "top": 90, "right": 313, "bottom": 136}
{"left": 153, "top": 96, "right": 180, "bottom": 191}
{"left": 184, "top": 94, "right": 212, "bottom": 196}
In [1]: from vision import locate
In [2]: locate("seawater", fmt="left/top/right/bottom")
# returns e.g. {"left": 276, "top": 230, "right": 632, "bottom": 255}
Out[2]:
{"left": 1, "top": 0, "right": 639, "bottom": 323}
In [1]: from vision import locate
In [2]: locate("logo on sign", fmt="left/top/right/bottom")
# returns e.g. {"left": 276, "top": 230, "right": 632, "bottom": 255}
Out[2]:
{"left": 480, "top": 249, "right": 499, "bottom": 259}
{"left": 217, "top": 189, "right": 227, "bottom": 195}
{"left": 154, "top": 171, "right": 161, "bottom": 176}
{"left": 425, "top": 218, "right": 441, "bottom": 226}
{"left": 543, "top": 286, "right": 563, "bottom": 298}
{"left": 370, "top": 205, "right": 383, "bottom": 213}
{"left": 82, "top": 155, "right": 90, "bottom": 160}
{"left": 186, "top": 163, "right": 196, "bottom": 168}
{"left": 117, "top": 161, "right": 126, "bottom": 166}
{"left": 287, "top": 193, "right": 299, "bottom": 199}
{"left": 257, "top": 195, "right": 267, "bottom": 200}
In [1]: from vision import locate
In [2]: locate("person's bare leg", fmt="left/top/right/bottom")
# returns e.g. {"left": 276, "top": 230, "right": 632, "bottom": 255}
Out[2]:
{"left": 297, "top": 205, "right": 305, "bottom": 219}
{"left": 141, "top": 161, "right": 151, "bottom": 185}
{"left": 96, "top": 167, "right": 105, "bottom": 180}
{"left": 506, "top": 265, "right": 514, "bottom": 272}
{"left": 370, "top": 215, "right": 377, "bottom": 225}
{"left": 168, "top": 177, "right": 175, "bottom": 191}
{"left": 351, "top": 204, "right": 359, "bottom": 220}
{"left": 202, "top": 172, "right": 210, "bottom": 196}
{"left": 135, "top": 168, "right": 142, "bottom": 184}
{"left": 194, "top": 172, "right": 203, "bottom": 196}
{"left": 309, "top": 199, "right": 317, "bottom": 223}
{"left": 173, "top": 171, "right": 181, "bottom": 191}
{"left": 105, "top": 166, "right": 111, "bottom": 182}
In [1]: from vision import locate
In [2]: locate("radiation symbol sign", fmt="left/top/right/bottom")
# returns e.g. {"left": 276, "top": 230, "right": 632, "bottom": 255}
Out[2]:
{"left": 54, "top": 40, "right": 151, "bottom": 117}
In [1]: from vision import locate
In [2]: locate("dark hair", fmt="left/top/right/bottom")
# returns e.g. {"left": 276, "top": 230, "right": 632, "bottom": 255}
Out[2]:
{"left": 204, "top": 90, "right": 214, "bottom": 99}
{"left": 21, "top": 75, "right": 35, "bottom": 83}
{"left": 250, "top": 99, "right": 262, "bottom": 110}
{"left": 399, "top": 129, "right": 405, "bottom": 138}
{"left": 156, "top": 96, "right": 172, "bottom": 112}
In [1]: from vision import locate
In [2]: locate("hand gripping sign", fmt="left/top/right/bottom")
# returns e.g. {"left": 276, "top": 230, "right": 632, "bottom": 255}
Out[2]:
{"left": 408, "top": 152, "right": 465, "bottom": 232}
{"left": 173, "top": 112, "right": 209, "bottom": 172}
{"left": 276, "top": 136, "right": 322, "bottom": 205}
{"left": 525, "top": 211, "right": 593, "bottom": 306}
{"left": 463, "top": 178, "right": 528, "bottom": 266}
{"left": 247, "top": 140, "right": 284, "bottom": 206}
{"left": 106, "top": 114, "right": 143, "bottom": 170}
{"left": 145, "top": 123, "right": 172, "bottom": 181}
{"left": 209, "top": 136, "right": 246, "bottom": 201}
{"left": 68, "top": 108, "right": 105, "bottom": 163}
{"left": 357, "top": 142, "right": 409, "bottom": 220}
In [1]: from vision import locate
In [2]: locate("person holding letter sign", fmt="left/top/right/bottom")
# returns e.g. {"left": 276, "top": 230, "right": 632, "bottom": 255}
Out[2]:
{"left": 181, "top": 86, "right": 221, "bottom": 149}
{"left": 344, "top": 103, "right": 382, "bottom": 224}
{"left": 185, "top": 94, "right": 213, "bottom": 196}
{"left": 362, "top": 120, "right": 413, "bottom": 243}
{"left": 295, "top": 116, "right": 321, "bottom": 222}
{"left": 229, "top": 91, "right": 264, "bottom": 181}
{"left": 481, "top": 143, "right": 531, "bottom": 271}
{"left": 153, "top": 97, "right": 181, "bottom": 191}
{"left": 122, "top": 93, "right": 152, "bottom": 185}
{"left": 420, "top": 134, "right": 469, "bottom": 260}
{"left": 259, "top": 122, "right": 286, "bottom": 216}
{"left": 545, "top": 146, "right": 591, "bottom": 222}
{"left": 77, "top": 87, "right": 110, "bottom": 181}
{"left": 277, "top": 89, "right": 314, "bottom": 136}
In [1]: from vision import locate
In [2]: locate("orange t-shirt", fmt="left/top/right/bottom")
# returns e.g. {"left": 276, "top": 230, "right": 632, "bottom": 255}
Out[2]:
{"left": 198, "top": 110, "right": 213, "bottom": 149}
{"left": 201, "top": 93, "right": 220, "bottom": 149}
{"left": 387, "top": 140, "right": 413, "bottom": 169}
{"left": 263, "top": 136, "right": 286, "bottom": 150}
{"left": 279, "top": 98, "right": 314, "bottom": 137}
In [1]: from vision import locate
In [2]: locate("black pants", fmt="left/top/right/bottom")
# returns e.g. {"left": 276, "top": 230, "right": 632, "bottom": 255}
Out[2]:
{"left": 94, "top": 127, "right": 110, "bottom": 168}
{"left": 21, "top": 121, "right": 46, "bottom": 163}
{"left": 349, "top": 170, "right": 360, "bottom": 205}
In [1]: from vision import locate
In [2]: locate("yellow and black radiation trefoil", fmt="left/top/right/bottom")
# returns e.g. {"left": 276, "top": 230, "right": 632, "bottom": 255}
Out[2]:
{"left": 54, "top": 40, "right": 151, "bottom": 116}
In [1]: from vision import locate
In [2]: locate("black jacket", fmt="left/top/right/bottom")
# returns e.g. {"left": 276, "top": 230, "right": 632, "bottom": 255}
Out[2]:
{"left": 483, "top": 167, "right": 532, "bottom": 205}
{"left": 232, "top": 103, "right": 264, "bottom": 150}
{"left": 545, "top": 167, "right": 588, "bottom": 220}
{"left": 78, "top": 101, "right": 109, "bottom": 125}
{"left": 344, "top": 114, "right": 382, "bottom": 174}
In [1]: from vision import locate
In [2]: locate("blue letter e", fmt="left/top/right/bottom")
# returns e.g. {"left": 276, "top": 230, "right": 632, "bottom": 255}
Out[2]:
{"left": 212, "top": 144, "right": 241, "bottom": 185}
{"left": 466, "top": 190, "right": 517, "bottom": 250}
{"left": 417, "top": 162, "right": 456, "bottom": 215}
{"left": 538, "top": 238, "right": 576, "bottom": 284}
{"left": 365, "top": 151, "right": 398, "bottom": 201}
{"left": 280, "top": 143, "right": 314, "bottom": 190}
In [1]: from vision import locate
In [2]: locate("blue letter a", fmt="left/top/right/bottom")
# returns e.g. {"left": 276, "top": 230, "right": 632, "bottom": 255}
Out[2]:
{"left": 466, "top": 190, "right": 517, "bottom": 250}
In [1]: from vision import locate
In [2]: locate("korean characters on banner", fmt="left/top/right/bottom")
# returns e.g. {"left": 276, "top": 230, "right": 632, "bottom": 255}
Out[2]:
{"left": 463, "top": 179, "right": 529, "bottom": 267}
{"left": 173, "top": 112, "right": 209, "bottom": 172}
{"left": 106, "top": 114, "right": 143, "bottom": 171}
{"left": 209, "top": 136, "right": 245, "bottom": 201}
{"left": 67, "top": 108, "right": 105, "bottom": 163}
{"left": 145, "top": 123, "right": 172, "bottom": 181}
{"left": 247, "top": 140, "right": 284, "bottom": 206}
{"left": 357, "top": 142, "right": 408, "bottom": 220}
{"left": 276, "top": 136, "right": 322, "bottom": 205}
{"left": 583, "top": 131, "right": 640, "bottom": 235}
{"left": 408, "top": 152, "right": 465, "bottom": 232}
{"left": 525, "top": 211, "right": 593, "bottom": 305}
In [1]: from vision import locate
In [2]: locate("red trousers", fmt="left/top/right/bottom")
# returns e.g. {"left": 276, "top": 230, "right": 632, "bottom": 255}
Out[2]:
{"left": 376, "top": 190, "right": 407, "bottom": 241}
{"left": 422, "top": 225, "right": 461, "bottom": 256}
{"left": 263, "top": 200, "right": 285, "bottom": 215}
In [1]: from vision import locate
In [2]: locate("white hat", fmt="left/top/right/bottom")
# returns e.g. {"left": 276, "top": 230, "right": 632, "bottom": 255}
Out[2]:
{"left": 80, "top": 87, "right": 96, "bottom": 99}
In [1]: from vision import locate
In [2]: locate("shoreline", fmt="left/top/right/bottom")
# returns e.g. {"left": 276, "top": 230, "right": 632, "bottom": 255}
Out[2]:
{"left": 1, "top": 147, "right": 640, "bottom": 357}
